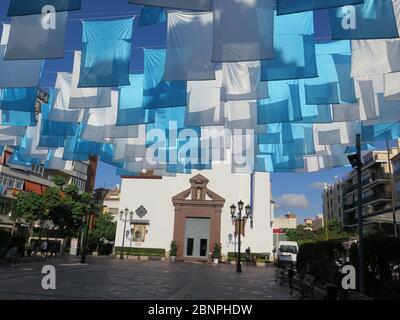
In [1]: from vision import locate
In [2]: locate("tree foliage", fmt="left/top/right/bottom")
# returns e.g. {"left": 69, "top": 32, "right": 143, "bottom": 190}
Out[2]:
{"left": 89, "top": 213, "right": 116, "bottom": 242}
{"left": 13, "top": 192, "right": 45, "bottom": 224}
{"left": 285, "top": 220, "right": 353, "bottom": 245}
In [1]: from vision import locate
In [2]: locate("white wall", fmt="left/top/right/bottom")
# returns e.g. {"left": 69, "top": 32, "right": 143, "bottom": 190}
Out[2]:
{"left": 115, "top": 163, "right": 274, "bottom": 256}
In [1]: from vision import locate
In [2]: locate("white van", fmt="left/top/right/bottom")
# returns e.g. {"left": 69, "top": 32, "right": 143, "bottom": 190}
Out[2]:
{"left": 273, "top": 241, "right": 299, "bottom": 267}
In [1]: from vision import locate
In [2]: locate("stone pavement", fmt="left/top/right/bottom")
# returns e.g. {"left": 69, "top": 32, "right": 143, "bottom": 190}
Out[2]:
{"left": 0, "top": 256, "right": 294, "bottom": 300}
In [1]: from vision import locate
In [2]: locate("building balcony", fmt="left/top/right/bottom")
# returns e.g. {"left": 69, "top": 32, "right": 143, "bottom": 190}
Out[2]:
{"left": 344, "top": 173, "right": 391, "bottom": 195}
{"left": 343, "top": 192, "right": 392, "bottom": 212}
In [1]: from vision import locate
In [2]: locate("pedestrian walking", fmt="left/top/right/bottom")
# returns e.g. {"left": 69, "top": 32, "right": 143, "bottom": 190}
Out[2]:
{"left": 26, "top": 241, "right": 35, "bottom": 257}
{"left": 40, "top": 240, "right": 48, "bottom": 258}
{"left": 32, "top": 241, "right": 40, "bottom": 256}
{"left": 5, "top": 245, "right": 18, "bottom": 267}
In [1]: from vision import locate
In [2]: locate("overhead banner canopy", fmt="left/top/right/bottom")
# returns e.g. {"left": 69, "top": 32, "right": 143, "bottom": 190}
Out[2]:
{"left": 129, "top": 0, "right": 212, "bottom": 11}
{"left": 7, "top": 0, "right": 81, "bottom": 16}
{"left": 277, "top": 0, "right": 364, "bottom": 15}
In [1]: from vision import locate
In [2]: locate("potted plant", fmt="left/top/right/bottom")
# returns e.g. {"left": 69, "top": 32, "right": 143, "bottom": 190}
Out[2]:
{"left": 212, "top": 243, "right": 222, "bottom": 264}
{"left": 169, "top": 241, "right": 178, "bottom": 262}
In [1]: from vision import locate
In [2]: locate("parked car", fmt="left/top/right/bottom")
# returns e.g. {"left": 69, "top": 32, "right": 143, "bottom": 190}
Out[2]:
{"left": 273, "top": 241, "right": 298, "bottom": 268}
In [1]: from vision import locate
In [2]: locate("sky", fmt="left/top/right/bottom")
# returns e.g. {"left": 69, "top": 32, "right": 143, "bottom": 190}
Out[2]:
{"left": 0, "top": 1, "right": 375, "bottom": 222}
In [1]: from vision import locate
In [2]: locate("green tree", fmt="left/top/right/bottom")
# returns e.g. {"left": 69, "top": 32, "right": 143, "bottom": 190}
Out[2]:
{"left": 90, "top": 213, "right": 116, "bottom": 243}
{"left": 44, "top": 183, "right": 97, "bottom": 238}
{"left": 13, "top": 192, "right": 45, "bottom": 236}
{"left": 286, "top": 225, "right": 315, "bottom": 245}
{"left": 52, "top": 176, "right": 67, "bottom": 188}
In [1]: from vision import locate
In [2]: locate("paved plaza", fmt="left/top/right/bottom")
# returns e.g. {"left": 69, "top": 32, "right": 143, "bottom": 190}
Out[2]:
{"left": 0, "top": 256, "right": 293, "bottom": 300}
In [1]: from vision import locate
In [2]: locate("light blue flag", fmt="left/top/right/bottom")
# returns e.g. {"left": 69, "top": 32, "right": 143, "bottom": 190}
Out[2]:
{"left": 277, "top": 0, "right": 364, "bottom": 15}
{"left": 129, "top": 0, "right": 212, "bottom": 10}
{"left": 0, "top": 45, "right": 43, "bottom": 88}
{"left": 138, "top": 6, "right": 166, "bottom": 26}
{"left": 258, "top": 123, "right": 294, "bottom": 144}
{"left": 261, "top": 11, "right": 317, "bottom": 81}
{"left": 257, "top": 80, "right": 303, "bottom": 124}
{"left": 37, "top": 135, "right": 66, "bottom": 149}
{"left": 117, "top": 74, "right": 155, "bottom": 126}
{"left": 74, "top": 124, "right": 103, "bottom": 155}
{"left": 361, "top": 122, "right": 400, "bottom": 142}
{"left": 0, "top": 87, "right": 38, "bottom": 112}
{"left": 143, "top": 49, "right": 187, "bottom": 109}
{"left": 304, "top": 41, "right": 356, "bottom": 104}
{"left": 40, "top": 89, "right": 78, "bottom": 136}
{"left": 330, "top": 0, "right": 399, "bottom": 39}
{"left": 1, "top": 110, "right": 36, "bottom": 126}
{"left": 7, "top": 0, "right": 81, "bottom": 16}
{"left": 78, "top": 18, "right": 134, "bottom": 88}
{"left": 62, "top": 134, "right": 89, "bottom": 161}
{"left": 254, "top": 154, "right": 274, "bottom": 173}
{"left": 8, "top": 149, "right": 42, "bottom": 168}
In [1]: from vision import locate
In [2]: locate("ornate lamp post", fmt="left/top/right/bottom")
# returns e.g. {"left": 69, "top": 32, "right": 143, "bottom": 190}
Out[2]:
{"left": 119, "top": 208, "right": 134, "bottom": 260}
{"left": 230, "top": 200, "right": 252, "bottom": 273}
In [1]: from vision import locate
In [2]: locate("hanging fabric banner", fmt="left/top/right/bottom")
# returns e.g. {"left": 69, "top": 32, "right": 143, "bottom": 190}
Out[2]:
{"left": 49, "top": 73, "right": 87, "bottom": 123}
{"left": 0, "top": 87, "right": 38, "bottom": 112}
{"left": 212, "top": 0, "right": 275, "bottom": 62}
{"left": 304, "top": 41, "right": 356, "bottom": 104}
{"left": 117, "top": 74, "right": 155, "bottom": 126}
{"left": 78, "top": 18, "right": 134, "bottom": 88}
{"left": 129, "top": 0, "right": 212, "bottom": 10}
{"left": 221, "top": 61, "right": 269, "bottom": 101}
{"left": 165, "top": 11, "right": 215, "bottom": 81}
{"left": 0, "top": 45, "right": 43, "bottom": 88}
{"left": 69, "top": 51, "right": 112, "bottom": 109}
{"left": 5, "top": 12, "right": 68, "bottom": 60}
{"left": 261, "top": 11, "right": 317, "bottom": 81}
{"left": 138, "top": 6, "right": 166, "bottom": 26}
{"left": 330, "top": 0, "right": 400, "bottom": 40}
{"left": 81, "top": 91, "right": 139, "bottom": 143}
{"left": 0, "top": 110, "right": 36, "bottom": 127}
{"left": 277, "top": 0, "right": 364, "bottom": 15}
{"left": 143, "top": 49, "right": 187, "bottom": 109}
{"left": 7, "top": 0, "right": 81, "bottom": 16}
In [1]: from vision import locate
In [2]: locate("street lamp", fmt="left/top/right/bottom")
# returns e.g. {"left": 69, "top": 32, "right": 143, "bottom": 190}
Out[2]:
{"left": 347, "top": 134, "right": 366, "bottom": 295}
{"left": 119, "top": 208, "right": 134, "bottom": 260}
{"left": 230, "top": 200, "right": 252, "bottom": 273}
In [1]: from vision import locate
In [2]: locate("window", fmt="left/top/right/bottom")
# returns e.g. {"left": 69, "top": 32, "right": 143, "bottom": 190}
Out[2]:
{"left": 279, "top": 245, "right": 298, "bottom": 254}
{"left": 0, "top": 174, "right": 24, "bottom": 191}
{"left": 70, "top": 177, "right": 86, "bottom": 192}
{"left": 30, "top": 164, "right": 45, "bottom": 178}
{"left": 72, "top": 161, "right": 88, "bottom": 174}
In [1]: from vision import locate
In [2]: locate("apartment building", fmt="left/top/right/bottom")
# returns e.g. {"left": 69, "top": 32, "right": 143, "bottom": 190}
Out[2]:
{"left": 341, "top": 150, "right": 397, "bottom": 227}
{"left": 322, "top": 180, "right": 344, "bottom": 224}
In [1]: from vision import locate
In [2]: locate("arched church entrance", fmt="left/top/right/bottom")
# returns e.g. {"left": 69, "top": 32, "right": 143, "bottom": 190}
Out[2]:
{"left": 172, "top": 174, "right": 225, "bottom": 261}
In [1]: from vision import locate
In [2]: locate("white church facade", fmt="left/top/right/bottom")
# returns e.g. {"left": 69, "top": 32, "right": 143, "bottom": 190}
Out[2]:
{"left": 114, "top": 163, "right": 274, "bottom": 261}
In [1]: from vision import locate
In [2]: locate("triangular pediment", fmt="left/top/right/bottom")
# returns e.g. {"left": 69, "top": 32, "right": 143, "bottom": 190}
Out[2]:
{"left": 172, "top": 174, "right": 225, "bottom": 206}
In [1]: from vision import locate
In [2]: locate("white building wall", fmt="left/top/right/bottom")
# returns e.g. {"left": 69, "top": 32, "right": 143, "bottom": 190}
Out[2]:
{"left": 115, "top": 163, "right": 274, "bottom": 256}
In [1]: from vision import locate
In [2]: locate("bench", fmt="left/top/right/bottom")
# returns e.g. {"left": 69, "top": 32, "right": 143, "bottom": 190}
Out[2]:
{"left": 290, "top": 274, "right": 317, "bottom": 299}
